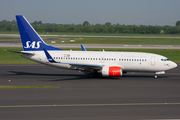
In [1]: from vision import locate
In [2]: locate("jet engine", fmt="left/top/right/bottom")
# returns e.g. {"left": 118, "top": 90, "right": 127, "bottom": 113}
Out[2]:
{"left": 101, "top": 66, "right": 123, "bottom": 77}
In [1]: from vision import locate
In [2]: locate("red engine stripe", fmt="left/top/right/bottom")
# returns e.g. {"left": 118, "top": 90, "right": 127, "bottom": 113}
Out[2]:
{"left": 109, "top": 67, "right": 121, "bottom": 76}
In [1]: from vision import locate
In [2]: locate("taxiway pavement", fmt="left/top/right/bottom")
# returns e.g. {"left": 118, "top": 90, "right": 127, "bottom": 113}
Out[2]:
{"left": 0, "top": 64, "right": 180, "bottom": 120}
{"left": 1, "top": 43, "right": 180, "bottom": 49}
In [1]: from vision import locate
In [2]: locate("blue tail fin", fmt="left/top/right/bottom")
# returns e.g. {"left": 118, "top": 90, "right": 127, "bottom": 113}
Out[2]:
{"left": 16, "top": 15, "right": 62, "bottom": 51}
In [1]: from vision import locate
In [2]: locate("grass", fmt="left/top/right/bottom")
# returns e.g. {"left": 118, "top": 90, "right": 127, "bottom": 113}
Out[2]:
{"left": 36, "top": 32, "right": 180, "bottom": 37}
{"left": 0, "top": 32, "right": 180, "bottom": 45}
{"left": 0, "top": 32, "right": 19, "bottom": 34}
{"left": 45, "top": 37, "right": 180, "bottom": 45}
{"left": 1, "top": 47, "right": 180, "bottom": 63}
{"left": 1, "top": 47, "right": 36, "bottom": 64}
{"left": 0, "top": 37, "right": 20, "bottom": 40}
{"left": 0, "top": 86, "right": 59, "bottom": 89}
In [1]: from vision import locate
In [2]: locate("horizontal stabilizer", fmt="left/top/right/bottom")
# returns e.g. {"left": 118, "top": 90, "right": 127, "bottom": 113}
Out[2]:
{"left": 5, "top": 49, "right": 35, "bottom": 55}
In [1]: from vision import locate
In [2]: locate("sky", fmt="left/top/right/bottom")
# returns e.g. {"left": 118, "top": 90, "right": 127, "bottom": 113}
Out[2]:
{"left": 0, "top": 0, "right": 180, "bottom": 26}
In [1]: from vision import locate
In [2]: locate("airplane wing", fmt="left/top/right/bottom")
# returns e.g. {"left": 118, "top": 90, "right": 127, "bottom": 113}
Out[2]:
{"left": 61, "top": 62, "right": 103, "bottom": 69}
{"left": 43, "top": 49, "right": 57, "bottom": 63}
{"left": 43, "top": 49, "right": 103, "bottom": 70}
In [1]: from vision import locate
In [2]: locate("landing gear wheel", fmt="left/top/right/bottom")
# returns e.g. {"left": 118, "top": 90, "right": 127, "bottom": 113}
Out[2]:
{"left": 88, "top": 70, "right": 99, "bottom": 78}
{"left": 89, "top": 73, "right": 94, "bottom": 78}
{"left": 154, "top": 75, "right": 158, "bottom": 79}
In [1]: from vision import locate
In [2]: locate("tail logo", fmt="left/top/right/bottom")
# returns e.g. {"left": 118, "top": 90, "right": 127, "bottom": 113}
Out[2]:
{"left": 24, "top": 41, "right": 42, "bottom": 49}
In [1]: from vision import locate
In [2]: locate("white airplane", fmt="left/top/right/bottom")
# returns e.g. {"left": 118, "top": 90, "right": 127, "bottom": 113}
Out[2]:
{"left": 10, "top": 15, "right": 177, "bottom": 78}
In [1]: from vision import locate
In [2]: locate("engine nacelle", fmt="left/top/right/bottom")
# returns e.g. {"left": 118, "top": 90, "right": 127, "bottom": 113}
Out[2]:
{"left": 102, "top": 66, "right": 123, "bottom": 77}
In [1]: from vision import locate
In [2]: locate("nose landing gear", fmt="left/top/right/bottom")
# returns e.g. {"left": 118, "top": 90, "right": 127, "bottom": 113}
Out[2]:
{"left": 154, "top": 71, "right": 165, "bottom": 79}
{"left": 154, "top": 75, "right": 158, "bottom": 79}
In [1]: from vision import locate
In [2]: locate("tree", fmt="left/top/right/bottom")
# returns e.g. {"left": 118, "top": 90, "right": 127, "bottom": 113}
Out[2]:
{"left": 116, "top": 23, "right": 121, "bottom": 27}
{"left": 105, "top": 22, "right": 111, "bottom": 26}
{"left": 176, "top": 21, "right": 180, "bottom": 26}
{"left": 83, "top": 21, "right": 90, "bottom": 26}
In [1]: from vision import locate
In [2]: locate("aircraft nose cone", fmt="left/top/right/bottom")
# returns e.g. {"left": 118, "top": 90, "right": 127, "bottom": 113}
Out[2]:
{"left": 171, "top": 62, "right": 177, "bottom": 68}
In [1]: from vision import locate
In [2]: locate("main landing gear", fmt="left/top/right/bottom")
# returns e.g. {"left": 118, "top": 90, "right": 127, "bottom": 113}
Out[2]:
{"left": 89, "top": 69, "right": 100, "bottom": 78}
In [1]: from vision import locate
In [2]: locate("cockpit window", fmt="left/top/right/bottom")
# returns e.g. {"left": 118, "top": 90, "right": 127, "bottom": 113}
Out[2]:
{"left": 161, "top": 59, "right": 169, "bottom": 61}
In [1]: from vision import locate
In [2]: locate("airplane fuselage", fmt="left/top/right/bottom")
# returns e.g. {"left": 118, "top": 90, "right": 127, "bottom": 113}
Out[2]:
{"left": 22, "top": 50, "right": 176, "bottom": 73}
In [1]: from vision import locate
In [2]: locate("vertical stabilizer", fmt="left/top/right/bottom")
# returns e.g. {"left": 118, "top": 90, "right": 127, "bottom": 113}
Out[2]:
{"left": 16, "top": 15, "right": 62, "bottom": 51}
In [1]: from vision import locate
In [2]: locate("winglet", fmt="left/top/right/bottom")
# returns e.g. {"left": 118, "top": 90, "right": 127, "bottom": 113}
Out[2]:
{"left": 81, "top": 45, "right": 86, "bottom": 51}
{"left": 43, "top": 49, "right": 57, "bottom": 63}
